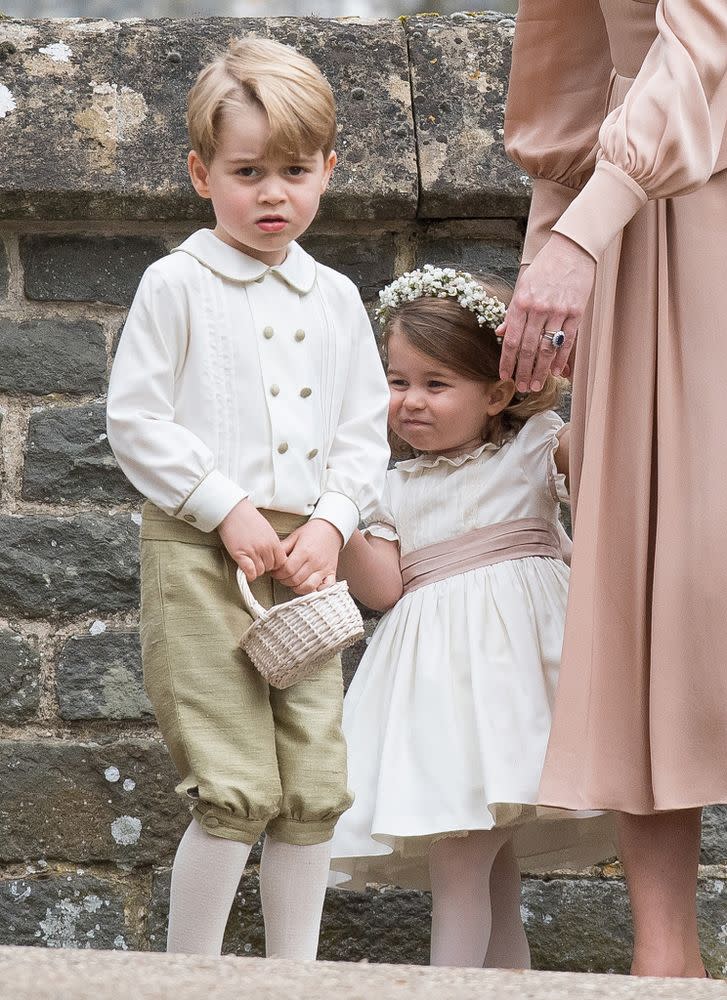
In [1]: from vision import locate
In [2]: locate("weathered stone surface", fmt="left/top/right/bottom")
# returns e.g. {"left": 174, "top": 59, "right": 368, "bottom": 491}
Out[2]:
{"left": 0, "top": 238, "right": 8, "bottom": 298}
{"left": 0, "top": 318, "right": 106, "bottom": 395}
{"left": 57, "top": 630, "right": 152, "bottom": 721}
{"left": 341, "top": 610, "right": 381, "bottom": 692}
{"left": 407, "top": 14, "right": 529, "bottom": 219}
{"left": 415, "top": 222, "right": 524, "bottom": 285}
{"left": 301, "top": 233, "right": 397, "bottom": 302}
{"left": 700, "top": 806, "right": 727, "bottom": 865}
{"left": 0, "top": 872, "right": 141, "bottom": 950}
{"left": 0, "top": 19, "right": 416, "bottom": 221}
{"left": 0, "top": 630, "right": 40, "bottom": 722}
{"left": 0, "top": 514, "right": 139, "bottom": 618}
{"left": 150, "top": 868, "right": 430, "bottom": 964}
{"left": 22, "top": 235, "right": 166, "bottom": 306}
{"left": 23, "top": 402, "right": 141, "bottom": 504}
{"left": 0, "top": 740, "right": 188, "bottom": 864}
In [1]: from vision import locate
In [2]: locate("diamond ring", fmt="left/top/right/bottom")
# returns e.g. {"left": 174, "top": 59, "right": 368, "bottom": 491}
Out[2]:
{"left": 542, "top": 330, "right": 566, "bottom": 349}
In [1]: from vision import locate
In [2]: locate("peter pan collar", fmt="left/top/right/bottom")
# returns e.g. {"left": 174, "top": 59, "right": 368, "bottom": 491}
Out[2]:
{"left": 172, "top": 229, "right": 317, "bottom": 293}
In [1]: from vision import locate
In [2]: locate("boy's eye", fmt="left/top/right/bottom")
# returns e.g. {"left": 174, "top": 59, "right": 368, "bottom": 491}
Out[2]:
{"left": 286, "top": 166, "right": 308, "bottom": 176}
{"left": 236, "top": 167, "right": 258, "bottom": 177}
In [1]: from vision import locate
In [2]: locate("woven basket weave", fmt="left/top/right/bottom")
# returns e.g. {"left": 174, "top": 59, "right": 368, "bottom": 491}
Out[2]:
{"left": 237, "top": 569, "right": 364, "bottom": 689}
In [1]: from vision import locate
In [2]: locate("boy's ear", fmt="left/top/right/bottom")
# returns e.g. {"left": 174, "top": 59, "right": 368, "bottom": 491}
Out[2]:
{"left": 486, "top": 379, "right": 516, "bottom": 416}
{"left": 320, "top": 150, "right": 337, "bottom": 193}
{"left": 188, "top": 150, "right": 212, "bottom": 199}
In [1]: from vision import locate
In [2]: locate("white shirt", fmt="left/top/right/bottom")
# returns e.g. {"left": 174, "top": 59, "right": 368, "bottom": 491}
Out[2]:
{"left": 107, "top": 229, "right": 391, "bottom": 542}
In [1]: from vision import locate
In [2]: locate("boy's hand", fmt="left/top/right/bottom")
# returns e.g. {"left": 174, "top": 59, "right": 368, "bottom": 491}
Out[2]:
{"left": 218, "top": 499, "right": 286, "bottom": 582}
{"left": 273, "top": 519, "right": 343, "bottom": 595}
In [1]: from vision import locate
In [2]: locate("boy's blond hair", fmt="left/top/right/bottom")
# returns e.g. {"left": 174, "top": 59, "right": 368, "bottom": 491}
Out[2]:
{"left": 187, "top": 37, "right": 337, "bottom": 164}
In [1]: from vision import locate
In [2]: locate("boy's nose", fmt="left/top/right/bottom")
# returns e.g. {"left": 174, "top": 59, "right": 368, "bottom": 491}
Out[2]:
{"left": 259, "top": 183, "right": 286, "bottom": 205}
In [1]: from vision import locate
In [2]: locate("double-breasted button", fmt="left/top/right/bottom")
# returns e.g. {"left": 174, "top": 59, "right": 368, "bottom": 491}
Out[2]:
{"left": 307, "top": 448, "right": 319, "bottom": 460}
{"left": 263, "top": 326, "right": 274, "bottom": 339}
{"left": 300, "top": 387, "right": 312, "bottom": 398}
{"left": 294, "top": 329, "right": 306, "bottom": 342}
{"left": 277, "top": 442, "right": 289, "bottom": 454}
{"left": 270, "top": 384, "right": 280, "bottom": 397}
{"left": 183, "top": 513, "right": 196, "bottom": 523}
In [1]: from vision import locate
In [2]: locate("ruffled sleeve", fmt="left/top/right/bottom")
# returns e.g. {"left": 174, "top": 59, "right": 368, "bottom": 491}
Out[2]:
{"left": 361, "top": 475, "right": 399, "bottom": 544}
{"left": 504, "top": 0, "right": 614, "bottom": 263}
{"left": 517, "top": 411, "right": 569, "bottom": 505}
{"left": 553, "top": 0, "right": 727, "bottom": 259}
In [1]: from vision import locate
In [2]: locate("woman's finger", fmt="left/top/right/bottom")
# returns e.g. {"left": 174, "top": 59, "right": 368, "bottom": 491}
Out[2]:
{"left": 552, "top": 316, "right": 579, "bottom": 377}
{"left": 498, "top": 301, "right": 528, "bottom": 381}
{"left": 529, "top": 313, "right": 568, "bottom": 391}
{"left": 514, "top": 308, "right": 548, "bottom": 392}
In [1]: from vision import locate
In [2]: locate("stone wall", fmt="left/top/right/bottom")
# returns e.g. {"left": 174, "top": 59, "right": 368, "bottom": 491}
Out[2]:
{"left": 0, "top": 13, "right": 725, "bottom": 974}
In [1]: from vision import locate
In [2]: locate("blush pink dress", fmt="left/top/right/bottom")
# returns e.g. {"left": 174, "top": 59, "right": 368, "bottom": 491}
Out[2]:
{"left": 505, "top": 0, "right": 727, "bottom": 814}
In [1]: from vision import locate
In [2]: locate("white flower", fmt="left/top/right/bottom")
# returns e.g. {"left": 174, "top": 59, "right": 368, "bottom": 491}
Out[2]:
{"left": 376, "top": 266, "right": 507, "bottom": 332}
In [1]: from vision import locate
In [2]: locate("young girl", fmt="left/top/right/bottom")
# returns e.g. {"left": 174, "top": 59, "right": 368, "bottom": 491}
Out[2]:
{"left": 329, "top": 266, "right": 614, "bottom": 969}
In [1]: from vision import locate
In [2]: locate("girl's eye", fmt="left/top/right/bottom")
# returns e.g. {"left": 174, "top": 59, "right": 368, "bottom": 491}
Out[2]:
{"left": 428, "top": 380, "right": 449, "bottom": 388}
{"left": 387, "top": 378, "right": 408, "bottom": 388}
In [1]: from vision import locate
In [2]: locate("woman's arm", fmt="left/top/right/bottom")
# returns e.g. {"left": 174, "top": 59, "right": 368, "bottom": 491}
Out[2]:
{"left": 337, "top": 529, "right": 403, "bottom": 612}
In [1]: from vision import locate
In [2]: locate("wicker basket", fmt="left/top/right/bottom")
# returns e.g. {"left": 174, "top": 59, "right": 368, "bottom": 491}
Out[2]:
{"left": 237, "top": 569, "right": 364, "bottom": 689}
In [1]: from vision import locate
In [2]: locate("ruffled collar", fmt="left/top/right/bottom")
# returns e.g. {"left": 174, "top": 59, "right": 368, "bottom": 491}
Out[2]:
{"left": 171, "top": 229, "right": 317, "bottom": 293}
{"left": 395, "top": 440, "right": 501, "bottom": 473}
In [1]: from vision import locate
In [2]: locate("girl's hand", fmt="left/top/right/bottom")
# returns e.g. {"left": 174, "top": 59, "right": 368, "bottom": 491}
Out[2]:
{"left": 497, "top": 234, "right": 596, "bottom": 392}
{"left": 273, "top": 518, "right": 343, "bottom": 595}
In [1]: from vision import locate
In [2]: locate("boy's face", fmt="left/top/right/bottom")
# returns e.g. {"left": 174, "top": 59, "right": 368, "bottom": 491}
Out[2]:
{"left": 188, "top": 99, "right": 336, "bottom": 266}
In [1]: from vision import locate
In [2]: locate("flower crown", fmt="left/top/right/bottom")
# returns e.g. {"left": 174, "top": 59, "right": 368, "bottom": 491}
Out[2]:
{"left": 375, "top": 264, "right": 507, "bottom": 333}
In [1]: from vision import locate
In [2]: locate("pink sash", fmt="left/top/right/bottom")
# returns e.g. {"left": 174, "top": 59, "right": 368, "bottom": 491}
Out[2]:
{"left": 400, "top": 517, "right": 563, "bottom": 595}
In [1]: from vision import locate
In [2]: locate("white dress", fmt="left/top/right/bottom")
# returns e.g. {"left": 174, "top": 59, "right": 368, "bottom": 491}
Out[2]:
{"left": 330, "top": 411, "right": 614, "bottom": 891}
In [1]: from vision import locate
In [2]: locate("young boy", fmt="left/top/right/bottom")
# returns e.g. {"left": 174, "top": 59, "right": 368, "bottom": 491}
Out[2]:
{"left": 106, "top": 38, "right": 390, "bottom": 959}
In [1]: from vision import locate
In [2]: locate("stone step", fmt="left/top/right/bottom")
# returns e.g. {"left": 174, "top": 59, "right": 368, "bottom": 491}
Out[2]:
{"left": 0, "top": 947, "right": 720, "bottom": 999}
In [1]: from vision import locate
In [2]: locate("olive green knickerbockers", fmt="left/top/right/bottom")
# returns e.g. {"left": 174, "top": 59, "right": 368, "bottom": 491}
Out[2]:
{"left": 139, "top": 502, "right": 352, "bottom": 846}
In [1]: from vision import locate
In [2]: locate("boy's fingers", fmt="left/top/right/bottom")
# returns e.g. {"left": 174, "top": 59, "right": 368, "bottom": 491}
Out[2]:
{"left": 237, "top": 555, "right": 260, "bottom": 582}
{"left": 318, "top": 573, "right": 336, "bottom": 590}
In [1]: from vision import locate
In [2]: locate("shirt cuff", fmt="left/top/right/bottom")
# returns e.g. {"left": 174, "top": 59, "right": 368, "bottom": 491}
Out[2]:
{"left": 310, "top": 491, "right": 360, "bottom": 546}
{"left": 176, "top": 470, "right": 249, "bottom": 533}
{"left": 522, "top": 178, "right": 580, "bottom": 265}
{"left": 552, "top": 160, "right": 648, "bottom": 261}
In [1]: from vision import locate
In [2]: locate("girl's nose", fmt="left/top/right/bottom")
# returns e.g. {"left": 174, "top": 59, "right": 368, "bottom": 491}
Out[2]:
{"left": 402, "top": 389, "right": 426, "bottom": 410}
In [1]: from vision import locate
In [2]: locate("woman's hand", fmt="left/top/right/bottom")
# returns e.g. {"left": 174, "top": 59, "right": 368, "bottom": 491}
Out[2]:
{"left": 498, "top": 234, "right": 596, "bottom": 391}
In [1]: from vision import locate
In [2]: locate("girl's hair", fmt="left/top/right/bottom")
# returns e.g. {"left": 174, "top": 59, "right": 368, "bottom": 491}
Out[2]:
{"left": 382, "top": 273, "right": 567, "bottom": 456}
{"left": 187, "top": 37, "right": 336, "bottom": 165}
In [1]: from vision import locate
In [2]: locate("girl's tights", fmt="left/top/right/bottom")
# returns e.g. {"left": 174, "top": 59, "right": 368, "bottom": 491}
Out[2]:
{"left": 167, "top": 819, "right": 331, "bottom": 959}
{"left": 429, "top": 829, "right": 531, "bottom": 969}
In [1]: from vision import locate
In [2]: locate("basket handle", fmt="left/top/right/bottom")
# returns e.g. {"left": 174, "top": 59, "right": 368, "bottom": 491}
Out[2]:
{"left": 236, "top": 568, "right": 268, "bottom": 621}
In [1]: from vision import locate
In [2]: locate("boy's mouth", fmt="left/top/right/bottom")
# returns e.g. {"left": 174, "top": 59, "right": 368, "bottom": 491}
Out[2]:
{"left": 256, "top": 216, "right": 288, "bottom": 233}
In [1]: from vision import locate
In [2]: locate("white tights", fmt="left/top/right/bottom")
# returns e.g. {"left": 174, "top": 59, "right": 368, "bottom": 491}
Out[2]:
{"left": 429, "top": 830, "right": 531, "bottom": 969}
{"left": 167, "top": 819, "right": 331, "bottom": 959}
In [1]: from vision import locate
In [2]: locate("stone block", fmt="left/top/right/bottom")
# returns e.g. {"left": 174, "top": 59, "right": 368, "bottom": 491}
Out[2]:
{"left": 301, "top": 233, "right": 397, "bottom": 302}
{"left": 21, "top": 236, "right": 166, "bottom": 306}
{"left": 0, "top": 871, "right": 141, "bottom": 950}
{"left": 701, "top": 805, "right": 727, "bottom": 865}
{"left": 0, "top": 19, "right": 416, "bottom": 221}
{"left": 57, "top": 630, "right": 152, "bottom": 721}
{"left": 0, "top": 318, "right": 106, "bottom": 395}
{"left": 0, "top": 630, "right": 40, "bottom": 723}
{"left": 0, "top": 514, "right": 139, "bottom": 618}
{"left": 0, "top": 238, "right": 8, "bottom": 298}
{"left": 0, "top": 740, "right": 188, "bottom": 865}
{"left": 407, "top": 13, "right": 529, "bottom": 219}
{"left": 415, "top": 222, "right": 524, "bottom": 286}
{"left": 23, "top": 402, "right": 141, "bottom": 504}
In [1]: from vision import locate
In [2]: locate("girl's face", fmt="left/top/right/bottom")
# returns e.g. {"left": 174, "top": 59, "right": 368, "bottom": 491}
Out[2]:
{"left": 386, "top": 331, "right": 495, "bottom": 457}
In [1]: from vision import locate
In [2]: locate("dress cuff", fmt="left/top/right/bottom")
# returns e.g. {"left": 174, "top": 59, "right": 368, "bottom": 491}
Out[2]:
{"left": 552, "top": 161, "right": 648, "bottom": 261}
{"left": 310, "top": 492, "right": 360, "bottom": 546}
{"left": 522, "top": 178, "right": 580, "bottom": 265}
{"left": 176, "top": 470, "right": 249, "bottom": 533}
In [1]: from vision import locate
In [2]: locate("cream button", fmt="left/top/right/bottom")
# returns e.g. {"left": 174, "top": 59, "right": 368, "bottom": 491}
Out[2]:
{"left": 277, "top": 442, "right": 289, "bottom": 454}
{"left": 263, "top": 326, "right": 274, "bottom": 339}
{"left": 203, "top": 814, "right": 219, "bottom": 828}
{"left": 300, "top": 387, "right": 312, "bottom": 398}
{"left": 294, "top": 329, "right": 306, "bottom": 342}
{"left": 307, "top": 448, "right": 319, "bottom": 459}
{"left": 183, "top": 514, "right": 196, "bottom": 523}
{"left": 270, "top": 384, "right": 280, "bottom": 397}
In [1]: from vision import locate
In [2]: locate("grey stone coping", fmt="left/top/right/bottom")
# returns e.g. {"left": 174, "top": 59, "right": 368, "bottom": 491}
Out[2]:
{"left": 0, "top": 17, "right": 417, "bottom": 221}
{"left": 0, "top": 947, "right": 722, "bottom": 998}
{"left": 0, "top": 15, "right": 526, "bottom": 221}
